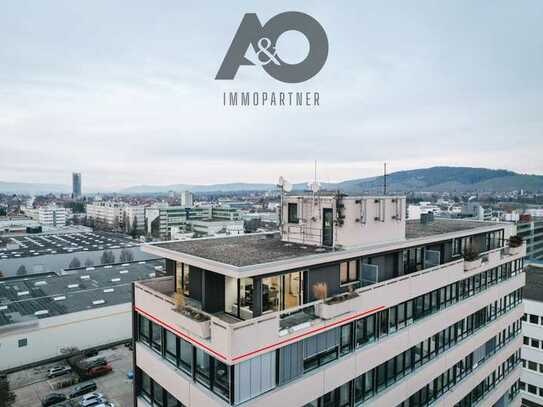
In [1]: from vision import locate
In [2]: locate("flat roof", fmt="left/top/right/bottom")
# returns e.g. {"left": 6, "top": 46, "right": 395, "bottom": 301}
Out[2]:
{"left": 524, "top": 266, "right": 543, "bottom": 302}
{"left": 147, "top": 219, "right": 505, "bottom": 269}
{"left": 0, "top": 259, "right": 165, "bottom": 327}
{"left": 153, "top": 233, "right": 336, "bottom": 267}
{"left": 0, "top": 231, "right": 138, "bottom": 260}
{"left": 405, "top": 219, "right": 501, "bottom": 239}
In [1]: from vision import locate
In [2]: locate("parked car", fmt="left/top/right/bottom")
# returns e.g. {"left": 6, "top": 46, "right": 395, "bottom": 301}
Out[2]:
{"left": 88, "top": 364, "right": 112, "bottom": 377}
{"left": 69, "top": 382, "right": 97, "bottom": 398}
{"left": 85, "top": 358, "right": 107, "bottom": 369}
{"left": 47, "top": 366, "right": 72, "bottom": 378}
{"left": 79, "top": 392, "right": 105, "bottom": 407}
{"left": 84, "top": 349, "right": 98, "bottom": 358}
{"left": 41, "top": 393, "right": 67, "bottom": 406}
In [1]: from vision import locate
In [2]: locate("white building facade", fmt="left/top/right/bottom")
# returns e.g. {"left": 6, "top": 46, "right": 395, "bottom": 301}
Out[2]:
{"left": 520, "top": 267, "right": 543, "bottom": 407}
{"left": 132, "top": 193, "right": 526, "bottom": 407}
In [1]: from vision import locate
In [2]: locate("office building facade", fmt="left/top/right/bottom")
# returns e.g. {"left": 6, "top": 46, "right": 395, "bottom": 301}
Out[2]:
{"left": 72, "top": 172, "right": 82, "bottom": 198}
{"left": 133, "top": 193, "right": 526, "bottom": 407}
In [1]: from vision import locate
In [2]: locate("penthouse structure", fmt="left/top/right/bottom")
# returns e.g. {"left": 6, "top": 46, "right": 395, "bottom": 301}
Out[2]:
{"left": 133, "top": 193, "right": 526, "bottom": 407}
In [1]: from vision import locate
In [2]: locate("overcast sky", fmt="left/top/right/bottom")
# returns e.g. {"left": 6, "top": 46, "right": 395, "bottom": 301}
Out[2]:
{"left": 1, "top": 1, "right": 542, "bottom": 190}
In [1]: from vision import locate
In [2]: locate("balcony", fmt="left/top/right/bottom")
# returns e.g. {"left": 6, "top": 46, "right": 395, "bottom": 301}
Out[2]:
{"left": 134, "top": 241, "right": 525, "bottom": 363}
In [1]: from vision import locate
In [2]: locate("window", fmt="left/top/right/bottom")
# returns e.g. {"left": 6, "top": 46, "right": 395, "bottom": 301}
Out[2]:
{"left": 165, "top": 330, "right": 177, "bottom": 365}
{"left": 213, "top": 360, "right": 230, "bottom": 400}
{"left": 340, "top": 260, "right": 358, "bottom": 285}
{"left": 532, "top": 338, "right": 540, "bottom": 349}
{"left": 139, "top": 315, "right": 150, "bottom": 344}
{"left": 153, "top": 380, "right": 164, "bottom": 406}
{"left": 530, "top": 314, "right": 539, "bottom": 324}
{"left": 340, "top": 324, "right": 352, "bottom": 355}
{"left": 288, "top": 203, "right": 298, "bottom": 223}
{"left": 18, "top": 338, "right": 27, "bottom": 348}
{"left": 151, "top": 322, "right": 162, "bottom": 353}
{"left": 196, "top": 348, "right": 211, "bottom": 386}
{"left": 141, "top": 370, "right": 152, "bottom": 402}
{"left": 178, "top": 338, "right": 192, "bottom": 374}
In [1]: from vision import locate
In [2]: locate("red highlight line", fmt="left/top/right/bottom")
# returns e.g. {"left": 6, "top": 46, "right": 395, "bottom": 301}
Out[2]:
{"left": 231, "top": 305, "right": 385, "bottom": 362}
{"left": 134, "top": 306, "right": 228, "bottom": 362}
{"left": 135, "top": 304, "right": 385, "bottom": 364}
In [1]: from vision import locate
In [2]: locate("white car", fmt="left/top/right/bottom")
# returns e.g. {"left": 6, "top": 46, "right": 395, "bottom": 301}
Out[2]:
{"left": 79, "top": 393, "right": 105, "bottom": 407}
{"left": 47, "top": 366, "right": 72, "bottom": 378}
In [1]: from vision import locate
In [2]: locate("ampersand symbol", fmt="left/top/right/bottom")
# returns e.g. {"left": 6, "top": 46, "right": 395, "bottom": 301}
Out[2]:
{"left": 255, "top": 37, "right": 280, "bottom": 66}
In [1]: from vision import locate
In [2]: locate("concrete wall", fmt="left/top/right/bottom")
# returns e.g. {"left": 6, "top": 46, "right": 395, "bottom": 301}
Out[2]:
{"left": 0, "top": 303, "right": 132, "bottom": 370}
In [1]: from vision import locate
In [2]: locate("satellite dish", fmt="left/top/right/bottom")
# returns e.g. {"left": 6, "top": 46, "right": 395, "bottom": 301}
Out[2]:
{"left": 309, "top": 181, "right": 320, "bottom": 193}
{"left": 277, "top": 176, "right": 292, "bottom": 192}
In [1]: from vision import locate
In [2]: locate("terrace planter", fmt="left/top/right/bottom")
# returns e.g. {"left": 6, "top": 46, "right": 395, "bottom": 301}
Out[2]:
{"left": 464, "top": 258, "right": 482, "bottom": 272}
{"left": 506, "top": 245, "right": 522, "bottom": 256}
{"left": 173, "top": 307, "right": 211, "bottom": 339}
{"left": 316, "top": 293, "right": 358, "bottom": 320}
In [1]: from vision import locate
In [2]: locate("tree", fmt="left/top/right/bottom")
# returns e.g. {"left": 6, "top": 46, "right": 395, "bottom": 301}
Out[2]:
{"left": 68, "top": 257, "right": 81, "bottom": 269}
{"left": 84, "top": 258, "right": 94, "bottom": 267}
{"left": 130, "top": 217, "right": 139, "bottom": 238}
{"left": 16, "top": 265, "right": 27, "bottom": 276}
{"left": 119, "top": 249, "right": 134, "bottom": 263}
{"left": 100, "top": 250, "right": 115, "bottom": 265}
{"left": 0, "top": 374, "right": 15, "bottom": 407}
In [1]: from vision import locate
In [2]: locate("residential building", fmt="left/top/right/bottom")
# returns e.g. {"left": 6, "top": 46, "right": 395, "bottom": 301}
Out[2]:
{"left": 156, "top": 206, "right": 242, "bottom": 240}
{"left": 25, "top": 204, "right": 67, "bottom": 227}
{"left": 125, "top": 206, "right": 146, "bottom": 233}
{"left": 520, "top": 265, "right": 543, "bottom": 406}
{"left": 517, "top": 217, "right": 543, "bottom": 262}
{"left": 181, "top": 191, "right": 194, "bottom": 208}
{"left": 86, "top": 201, "right": 125, "bottom": 228}
{"left": 133, "top": 192, "right": 525, "bottom": 407}
{"left": 72, "top": 172, "right": 82, "bottom": 198}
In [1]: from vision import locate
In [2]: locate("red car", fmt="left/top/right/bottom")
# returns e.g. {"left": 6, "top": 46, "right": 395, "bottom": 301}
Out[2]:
{"left": 88, "top": 364, "right": 112, "bottom": 377}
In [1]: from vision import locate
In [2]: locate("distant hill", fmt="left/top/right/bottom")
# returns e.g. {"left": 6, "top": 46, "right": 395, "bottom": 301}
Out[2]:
{"left": 2, "top": 167, "right": 542, "bottom": 195}
{"left": 332, "top": 167, "right": 542, "bottom": 193}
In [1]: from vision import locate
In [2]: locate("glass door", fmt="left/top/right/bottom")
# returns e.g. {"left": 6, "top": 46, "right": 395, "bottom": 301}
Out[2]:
{"left": 322, "top": 208, "right": 333, "bottom": 247}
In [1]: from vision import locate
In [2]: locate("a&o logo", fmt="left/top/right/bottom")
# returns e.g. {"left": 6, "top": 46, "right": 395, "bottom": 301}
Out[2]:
{"left": 216, "top": 12, "right": 328, "bottom": 84}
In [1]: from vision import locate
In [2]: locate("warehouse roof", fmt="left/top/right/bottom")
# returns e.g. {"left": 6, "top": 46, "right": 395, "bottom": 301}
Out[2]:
{"left": 0, "top": 259, "right": 165, "bottom": 327}
{"left": 0, "top": 231, "right": 138, "bottom": 260}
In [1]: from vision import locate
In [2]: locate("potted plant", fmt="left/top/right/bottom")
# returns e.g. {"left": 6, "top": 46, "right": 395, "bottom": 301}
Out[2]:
{"left": 507, "top": 235, "right": 523, "bottom": 255}
{"left": 463, "top": 247, "right": 482, "bottom": 271}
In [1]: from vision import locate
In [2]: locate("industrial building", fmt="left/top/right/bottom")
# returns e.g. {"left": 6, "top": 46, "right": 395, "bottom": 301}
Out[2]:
{"left": 132, "top": 192, "right": 525, "bottom": 406}
{"left": 0, "top": 259, "right": 165, "bottom": 371}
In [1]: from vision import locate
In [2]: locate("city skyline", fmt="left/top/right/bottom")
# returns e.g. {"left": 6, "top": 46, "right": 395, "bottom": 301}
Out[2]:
{"left": 1, "top": 1, "right": 542, "bottom": 190}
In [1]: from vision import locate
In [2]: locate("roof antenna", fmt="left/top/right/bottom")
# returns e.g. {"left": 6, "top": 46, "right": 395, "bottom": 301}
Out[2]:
{"left": 383, "top": 163, "right": 387, "bottom": 195}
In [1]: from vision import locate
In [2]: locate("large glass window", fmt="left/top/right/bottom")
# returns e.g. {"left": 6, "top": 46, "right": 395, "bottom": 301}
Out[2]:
{"left": 213, "top": 360, "right": 230, "bottom": 400}
{"left": 141, "top": 371, "right": 152, "bottom": 402}
{"left": 139, "top": 315, "right": 150, "bottom": 344}
{"left": 165, "top": 330, "right": 177, "bottom": 365}
{"left": 151, "top": 322, "right": 162, "bottom": 353}
{"left": 152, "top": 380, "right": 164, "bottom": 406}
{"left": 262, "top": 275, "right": 281, "bottom": 313}
{"left": 196, "top": 348, "right": 211, "bottom": 387}
{"left": 179, "top": 338, "right": 192, "bottom": 374}
{"left": 340, "top": 260, "right": 358, "bottom": 285}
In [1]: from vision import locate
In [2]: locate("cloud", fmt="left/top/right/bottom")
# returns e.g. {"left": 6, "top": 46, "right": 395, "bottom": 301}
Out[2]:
{"left": 0, "top": 1, "right": 542, "bottom": 189}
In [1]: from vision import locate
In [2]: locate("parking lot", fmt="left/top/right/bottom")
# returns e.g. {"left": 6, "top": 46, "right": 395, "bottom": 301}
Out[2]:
{"left": 9, "top": 345, "right": 134, "bottom": 407}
